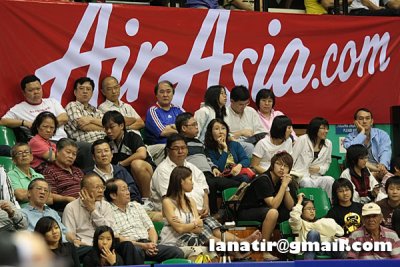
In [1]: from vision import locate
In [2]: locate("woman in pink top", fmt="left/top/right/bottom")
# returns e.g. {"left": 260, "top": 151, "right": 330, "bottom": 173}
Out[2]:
{"left": 256, "top": 89, "right": 297, "bottom": 140}
{"left": 28, "top": 111, "right": 57, "bottom": 171}
{"left": 255, "top": 89, "right": 284, "bottom": 133}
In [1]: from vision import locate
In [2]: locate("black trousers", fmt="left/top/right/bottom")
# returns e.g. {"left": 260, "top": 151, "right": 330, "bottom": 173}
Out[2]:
{"left": 204, "top": 171, "right": 241, "bottom": 214}
{"left": 144, "top": 244, "right": 184, "bottom": 262}
{"left": 77, "top": 242, "right": 144, "bottom": 265}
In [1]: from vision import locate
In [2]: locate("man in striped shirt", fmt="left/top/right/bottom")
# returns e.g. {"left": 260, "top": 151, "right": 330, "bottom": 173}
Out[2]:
{"left": 348, "top": 202, "right": 400, "bottom": 259}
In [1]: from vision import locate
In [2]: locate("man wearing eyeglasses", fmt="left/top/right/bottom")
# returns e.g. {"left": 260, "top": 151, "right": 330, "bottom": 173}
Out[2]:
{"left": 8, "top": 143, "right": 46, "bottom": 208}
{"left": 63, "top": 172, "right": 143, "bottom": 264}
{"left": 21, "top": 178, "right": 70, "bottom": 240}
{"left": 151, "top": 133, "right": 210, "bottom": 217}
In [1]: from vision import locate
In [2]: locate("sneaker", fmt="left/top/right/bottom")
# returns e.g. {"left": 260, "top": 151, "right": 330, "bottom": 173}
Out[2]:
{"left": 142, "top": 199, "right": 155, "bottom": 211}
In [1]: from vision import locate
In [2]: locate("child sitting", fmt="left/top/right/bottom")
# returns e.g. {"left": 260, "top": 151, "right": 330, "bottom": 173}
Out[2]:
{"left": 83, "top": 226, "right": 123, "bottom": 267}
{"left": 289, "top": 193, "right": 345, "bottom": 259}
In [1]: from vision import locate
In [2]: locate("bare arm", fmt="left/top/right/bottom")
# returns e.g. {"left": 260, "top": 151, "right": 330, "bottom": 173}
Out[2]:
{"left": 56, "top": 113, "right": 68, "bottom": 126}
{"left": 231, "top": 129, "right": 254, "bottom": 139}
{"left": 361, "top": 0, "right": 383, "bottom": 9}
{"left": 162, "top": 198, "right": 203, "bottom": 234}
{"left": 148, "top": 227, "right": 158, "bottom": 243}
{"left": 51, "top": 193, "right": 75, "bottom": 204}
{"left": 125, "top": 116, "right": 145, "bottom": 131}
{"left": 0, "top": 118, "right": 32, "bottom": 128}
{"left": 14, "top": 189, "right": 29, "bottom": 203}
{"left": 251, "top": 155, "right": 267, "bottom": 174}
{"left": 230, "top": 0, "right": 254, "bottom": 10}
{"left": 40, "top": 148, "right": 57, "bottom": 163}
{"left": 160, "top": 124, "right": 178, "bottom": 137}
{"left": 119, "top": 147, "right": 147, "bottom": 167}
{"left": 264, "top": 175, "right": 292, "bottom": 209}
{"left": 77, "top": 117, "right": 104, "bottom": 131}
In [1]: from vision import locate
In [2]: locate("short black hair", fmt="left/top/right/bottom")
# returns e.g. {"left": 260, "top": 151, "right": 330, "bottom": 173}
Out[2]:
{"left": 56, "top": 138, "right": 78, "bottom": 152}
{"left": 91, "top": 139, "right": 110, "bottom": 155}
{"left": 102, "top": 110, "right": 126, "bottom": 131}
{"left": 31, "top": 111, "right": 58, "bottom": 137}
{"left": 331, "top": 178, "right": 354, "bottom": 206}
{"left": 385, "top": 176, "right": 400, "bottom": 193}
{"left": 175, "top": 112, "right": 194, "bottom": 133}
{"left": 392, "top": 156, "right": 400, "bottom": 173}
{"left": 165, "top": 133, "right": 186, "bottom": 157}
{"left": 255, "top": 89, "right": 275, "bottom": 109}
{"left": 345, "top": 144, "right": 368, "bottom": 169}
{"left": 154, "top": 80, "right": 174, "bottom": 95}
{"left": 104, "top": 178, "right": 121, "bottom": 202}
{"left": 354, "top": 108, "right": 373, "bottom": 120}
{"left": 27, "top": 178, "right": 48, "bottom": 191}
{"left": 20, "top": 74, "right": 41, "bottom": 91}
{"left": 270, "top": 115, "right": 292, "bottom": 140}
{"left": 74, "top": 77, "right": 95, "bottom": 91}
{"left": 230, "top": 85, "right": 249, "bottom": 101}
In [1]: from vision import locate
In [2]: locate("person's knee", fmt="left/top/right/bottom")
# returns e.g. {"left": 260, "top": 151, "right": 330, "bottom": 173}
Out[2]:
{"left": 265, "top": 208, "right": 279, "bottom": 221}
{"left": 130, "top": 159, "right": 144, "bottom": 171}
{"left": 306, "top": 230, "right": 321, "bottom": 242}
{"left": 300, "top": 178, "right": 312, "bottom": 188}
{"left": 172, "top": 247, "right": 184, "bottom": 258}
{"left": 387, "top": 0, "right": 400, "bottom": 9}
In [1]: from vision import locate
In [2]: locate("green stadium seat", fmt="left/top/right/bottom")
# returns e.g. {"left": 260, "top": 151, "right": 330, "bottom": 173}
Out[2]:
{"left": 221, "top": 187, "right": 261, "bottom": 228}
{"left": 0, "top": 126, "right": 16, "bottom": 146}
{"left": 161, "top": 258, "right": 192, "bottom": 264}
{"left": 0, "top": 156, "right": 15, "bottom": 172}
{"left": 325, "top": 155, "right": 342, "bottom": 180}
{"left": 298, "top": 187, "right": 331, "bottom": 219}
{"left": 153, "top": 221, "right": 164, "bottom": 239}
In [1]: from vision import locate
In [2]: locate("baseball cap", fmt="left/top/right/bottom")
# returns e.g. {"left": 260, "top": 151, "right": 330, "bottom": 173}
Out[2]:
{"left": 362, "top": 203, "right": 381, "bottom": 216}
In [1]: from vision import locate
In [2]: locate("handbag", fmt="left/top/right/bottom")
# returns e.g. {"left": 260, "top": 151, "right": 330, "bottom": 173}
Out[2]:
{"left": 228, "top": 182, "right": 251, "bottom": 202}
{"left": 222, "top": 164, "right": 256, "bottom": 180}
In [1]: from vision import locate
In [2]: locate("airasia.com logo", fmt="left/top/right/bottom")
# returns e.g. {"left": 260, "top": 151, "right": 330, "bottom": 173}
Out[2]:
{"left": 35, "top": 4, "right": 390, "bottom": 107}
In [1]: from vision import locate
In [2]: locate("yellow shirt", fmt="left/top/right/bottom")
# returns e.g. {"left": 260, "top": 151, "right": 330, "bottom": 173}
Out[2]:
{"left": 305, "top": 0, "right": 328, "bottom": 14}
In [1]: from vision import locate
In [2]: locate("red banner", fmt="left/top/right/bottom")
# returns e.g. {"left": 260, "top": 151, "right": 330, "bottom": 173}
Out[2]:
{"left": 1, "top": 0, "right": 400, "bottom": 124}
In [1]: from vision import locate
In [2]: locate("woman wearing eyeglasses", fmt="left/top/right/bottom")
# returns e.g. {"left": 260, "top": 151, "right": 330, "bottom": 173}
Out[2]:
{"left": 289, "top": 193, "right": 345, "bottom": 260}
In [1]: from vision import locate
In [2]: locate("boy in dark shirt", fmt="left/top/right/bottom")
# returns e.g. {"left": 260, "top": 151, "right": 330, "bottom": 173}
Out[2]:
{"left": 376, "top": 176, "right": 400, "bottom": 236}
{"left": 238, "top": 151, "right": 296, "bottom": 260}
{"left": 326, "top": 178, "right": 363, "bottom": 237}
